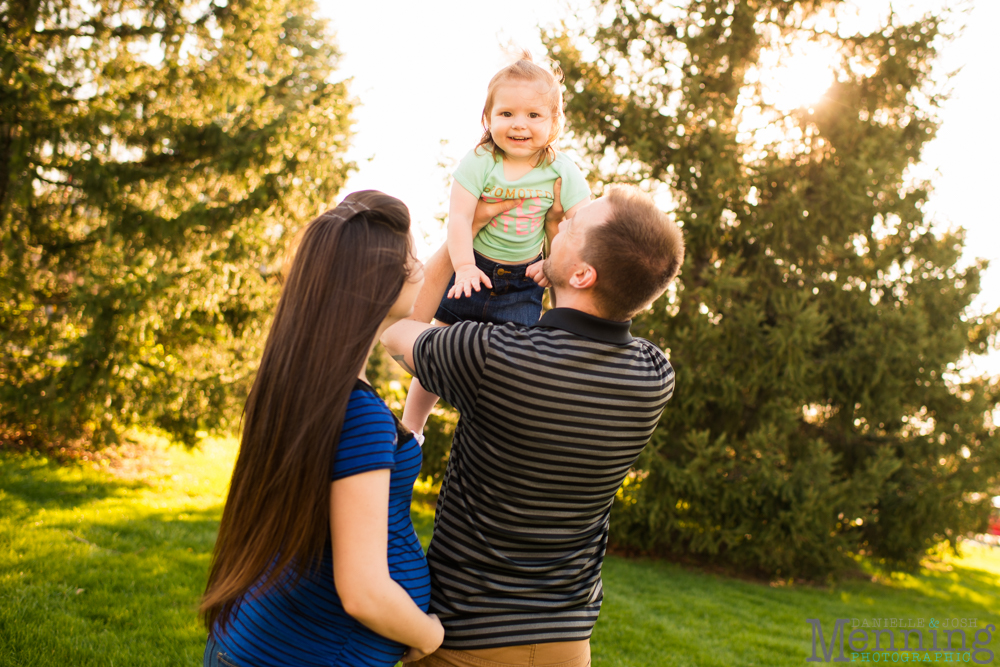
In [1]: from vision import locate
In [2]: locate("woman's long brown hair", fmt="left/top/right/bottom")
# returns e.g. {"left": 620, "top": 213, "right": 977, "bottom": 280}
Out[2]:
{"left": 201, "top": 191, "right": 413, "bottom": 631}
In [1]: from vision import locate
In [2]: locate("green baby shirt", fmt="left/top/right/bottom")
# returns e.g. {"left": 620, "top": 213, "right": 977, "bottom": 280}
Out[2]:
{"left": 453, "top": 147, "right": 591, "bottom": 263}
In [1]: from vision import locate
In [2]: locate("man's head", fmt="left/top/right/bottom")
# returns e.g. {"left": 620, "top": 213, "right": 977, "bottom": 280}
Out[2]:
{"left": 543, "top": 185, "right": 685, "bottom": 321}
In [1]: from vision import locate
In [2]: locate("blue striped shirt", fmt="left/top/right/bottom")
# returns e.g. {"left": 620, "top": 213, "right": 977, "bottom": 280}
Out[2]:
{"left": 211, "top": 381, "right": 431, "bottom": 666}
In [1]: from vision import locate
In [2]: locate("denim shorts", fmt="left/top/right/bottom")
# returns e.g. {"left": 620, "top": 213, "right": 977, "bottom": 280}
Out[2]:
{"left": 435, "top": 252, "right": 544, "bottom": 327}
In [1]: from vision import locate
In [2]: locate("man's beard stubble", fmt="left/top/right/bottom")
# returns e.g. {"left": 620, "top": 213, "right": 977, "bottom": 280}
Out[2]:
{"left": 542, "top": 257, "right": 562, "bottom": 308}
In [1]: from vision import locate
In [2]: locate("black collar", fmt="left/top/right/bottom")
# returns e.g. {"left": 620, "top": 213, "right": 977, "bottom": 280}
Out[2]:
{"left": 530, "top": 308, "right": 633, "bottom": 344}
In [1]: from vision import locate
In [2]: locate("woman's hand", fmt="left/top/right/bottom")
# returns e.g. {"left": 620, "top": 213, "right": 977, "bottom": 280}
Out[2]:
{"left": 401, "top": 613, "right": 445, "bottom": 663}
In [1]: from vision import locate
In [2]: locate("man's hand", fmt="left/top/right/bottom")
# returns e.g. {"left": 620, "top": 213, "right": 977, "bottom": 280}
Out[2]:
{"left": 449, "top": 263, "right": 492, "bottom": 299}
{"left": 543, "top": 177, "right": 566, "bottom": 254}
{"left": 473, "top": 197, "right": 522, "bottom": 236}
{"left": 545, "top": 178, "right": 564, "bottom": 226}
{"left": 526, "top": 259, "right": 549, "bottom": 287}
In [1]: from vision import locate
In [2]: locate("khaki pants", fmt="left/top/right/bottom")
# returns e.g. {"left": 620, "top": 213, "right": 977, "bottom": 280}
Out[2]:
{"left": 404, "top": 640, "right": 591, "bottom": 667}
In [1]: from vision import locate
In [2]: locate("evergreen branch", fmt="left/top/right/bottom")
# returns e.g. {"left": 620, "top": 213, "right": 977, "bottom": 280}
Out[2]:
{"left": 33, "top": 23, "right": 177, "bottom": 40}
{"left": 33, "top": 173, "right": 73, "bottom": 187}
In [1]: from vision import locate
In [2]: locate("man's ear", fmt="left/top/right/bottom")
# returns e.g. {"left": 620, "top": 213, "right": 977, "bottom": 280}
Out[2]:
{"left": 568, "top": 263, "right": 597, "bottom": 290}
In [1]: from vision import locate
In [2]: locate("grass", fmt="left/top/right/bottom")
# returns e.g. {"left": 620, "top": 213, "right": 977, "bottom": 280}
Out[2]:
{"left": 1, "top": 437, "right": 998, "bottom": 666}
{"left": 594, "top": 555, "right": 1000, "bottom": 665}
{"left": 1, "top": 435, "right": 234, "bottom": 666}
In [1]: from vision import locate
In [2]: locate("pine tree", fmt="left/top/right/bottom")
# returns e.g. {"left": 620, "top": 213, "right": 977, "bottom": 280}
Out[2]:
{"left": 548, "top": 0, "right": 1000, "bottom": 575}
{"left": 1, "top": 0, "right": 354, "bottom": 447}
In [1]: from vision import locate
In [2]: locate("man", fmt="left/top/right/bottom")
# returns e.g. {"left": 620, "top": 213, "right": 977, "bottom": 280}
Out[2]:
{"left": 382, "top": 184, "right": 685, "bottom": 667}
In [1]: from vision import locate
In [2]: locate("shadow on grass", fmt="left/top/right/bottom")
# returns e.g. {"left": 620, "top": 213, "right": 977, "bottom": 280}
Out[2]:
{"left": 3, "top": 506, "right": 223, "bottom": 667}
{"left": 0, "top": 452, "right": 147, "bottom": 513}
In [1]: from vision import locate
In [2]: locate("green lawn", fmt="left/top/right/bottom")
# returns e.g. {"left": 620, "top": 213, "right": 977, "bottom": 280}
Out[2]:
{"left": 1, "top": 437, "right": 998, "bottom": 666}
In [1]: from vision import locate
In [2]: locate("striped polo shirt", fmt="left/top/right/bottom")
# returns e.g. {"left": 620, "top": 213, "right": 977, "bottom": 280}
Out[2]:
{"left": 413, "top": 307, "right": 674, "bottom": 649}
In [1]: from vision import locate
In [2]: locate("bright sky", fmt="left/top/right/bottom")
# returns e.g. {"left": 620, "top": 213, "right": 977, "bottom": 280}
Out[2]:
{"left": 320, "top": 0, "right": 999, "bottom": 373}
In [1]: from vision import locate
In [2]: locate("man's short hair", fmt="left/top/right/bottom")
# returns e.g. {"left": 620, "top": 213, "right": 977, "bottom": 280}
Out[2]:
{"left": 583, "top": 185, "right": 685, "bottom": 321}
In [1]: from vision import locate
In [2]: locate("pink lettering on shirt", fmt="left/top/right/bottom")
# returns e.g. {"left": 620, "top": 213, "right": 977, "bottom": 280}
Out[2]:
{"left": 478, "top": 196, "right": 550, "bottom": 236}
{"left": 525, "top": 198, "right": 543, "bottom": 232}
{"left": 497, "top": 207, "right": 517, "bottom": 233}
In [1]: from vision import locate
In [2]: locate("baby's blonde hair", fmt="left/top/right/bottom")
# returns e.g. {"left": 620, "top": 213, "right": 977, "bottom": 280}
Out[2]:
{"left": 478, "top": 51, "right": 564, "bottom": 165}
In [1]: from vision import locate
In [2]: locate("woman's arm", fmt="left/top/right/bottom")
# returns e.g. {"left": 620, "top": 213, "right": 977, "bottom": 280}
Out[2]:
{"left": 447, "top": 182, "right": 492, "bottom": 299}
{"left": 330, "top": 471, "right": 444, "bottom": 660}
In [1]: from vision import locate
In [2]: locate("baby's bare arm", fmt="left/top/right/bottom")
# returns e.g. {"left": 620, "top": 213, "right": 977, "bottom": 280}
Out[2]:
{"left": 447, "top": 183, "right": 492, "bottom": 298}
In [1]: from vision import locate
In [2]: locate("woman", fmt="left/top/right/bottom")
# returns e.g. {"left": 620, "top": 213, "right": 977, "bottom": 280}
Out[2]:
{"left": 201, "top": 191, "right": 444, "bottom": 666}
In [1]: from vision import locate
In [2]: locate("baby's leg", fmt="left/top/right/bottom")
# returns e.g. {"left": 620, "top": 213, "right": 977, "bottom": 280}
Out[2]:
{"left": 401, "top": 377, "right": 439, "bottom": 435}
{"left": 401, "top": 321, "right": 449, "bottom": 435}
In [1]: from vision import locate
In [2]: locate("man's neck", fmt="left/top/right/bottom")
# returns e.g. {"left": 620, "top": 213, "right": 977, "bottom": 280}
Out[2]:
{"left": 549, "top": 288, "right": 606, "bottom": 319}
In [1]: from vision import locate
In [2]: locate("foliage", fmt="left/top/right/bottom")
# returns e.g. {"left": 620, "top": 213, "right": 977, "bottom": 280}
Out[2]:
{"left": 0, "top": 0, "right": 354, "bottom": 447}
{"left": 548, "top": 0, "right": 1000, "bottom": 576}
{"left": 420, "top": 404, "right": 458, "bottom": 484}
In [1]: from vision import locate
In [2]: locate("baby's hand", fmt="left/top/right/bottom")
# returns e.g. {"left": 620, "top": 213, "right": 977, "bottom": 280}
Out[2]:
{"left": 526, "top": 259, "right": 549, "bottom": 287}
{"left": 449, "top": 263, "right": 492, "bottom": 299}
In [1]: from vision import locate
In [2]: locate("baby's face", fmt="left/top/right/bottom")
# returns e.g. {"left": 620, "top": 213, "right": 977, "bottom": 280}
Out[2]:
{"left": 488, "top": 81, "right": 556, "bottom": 163}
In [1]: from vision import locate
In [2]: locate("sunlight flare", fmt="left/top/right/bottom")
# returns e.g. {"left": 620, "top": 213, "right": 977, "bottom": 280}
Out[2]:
{"left": 758, "top": 40, "right": 837, "bottom": 112}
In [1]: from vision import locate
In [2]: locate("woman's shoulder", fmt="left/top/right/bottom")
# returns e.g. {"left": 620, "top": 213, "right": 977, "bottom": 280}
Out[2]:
{"left": 351, "top": 378, "right": 381, "bottom": 397}
{"left": 333, "top": 383, "right": 399, "bottom": 478}
{"left": 346, "top": 381, "right": 412, "bottom": 441}
{"left": 343, "top": 381, "right": 395, "bottom": 433}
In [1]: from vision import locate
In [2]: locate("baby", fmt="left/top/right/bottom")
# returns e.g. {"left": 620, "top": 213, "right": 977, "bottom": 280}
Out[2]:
{"left": 402, "top": 52, "right": 591, "bottom": 435}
